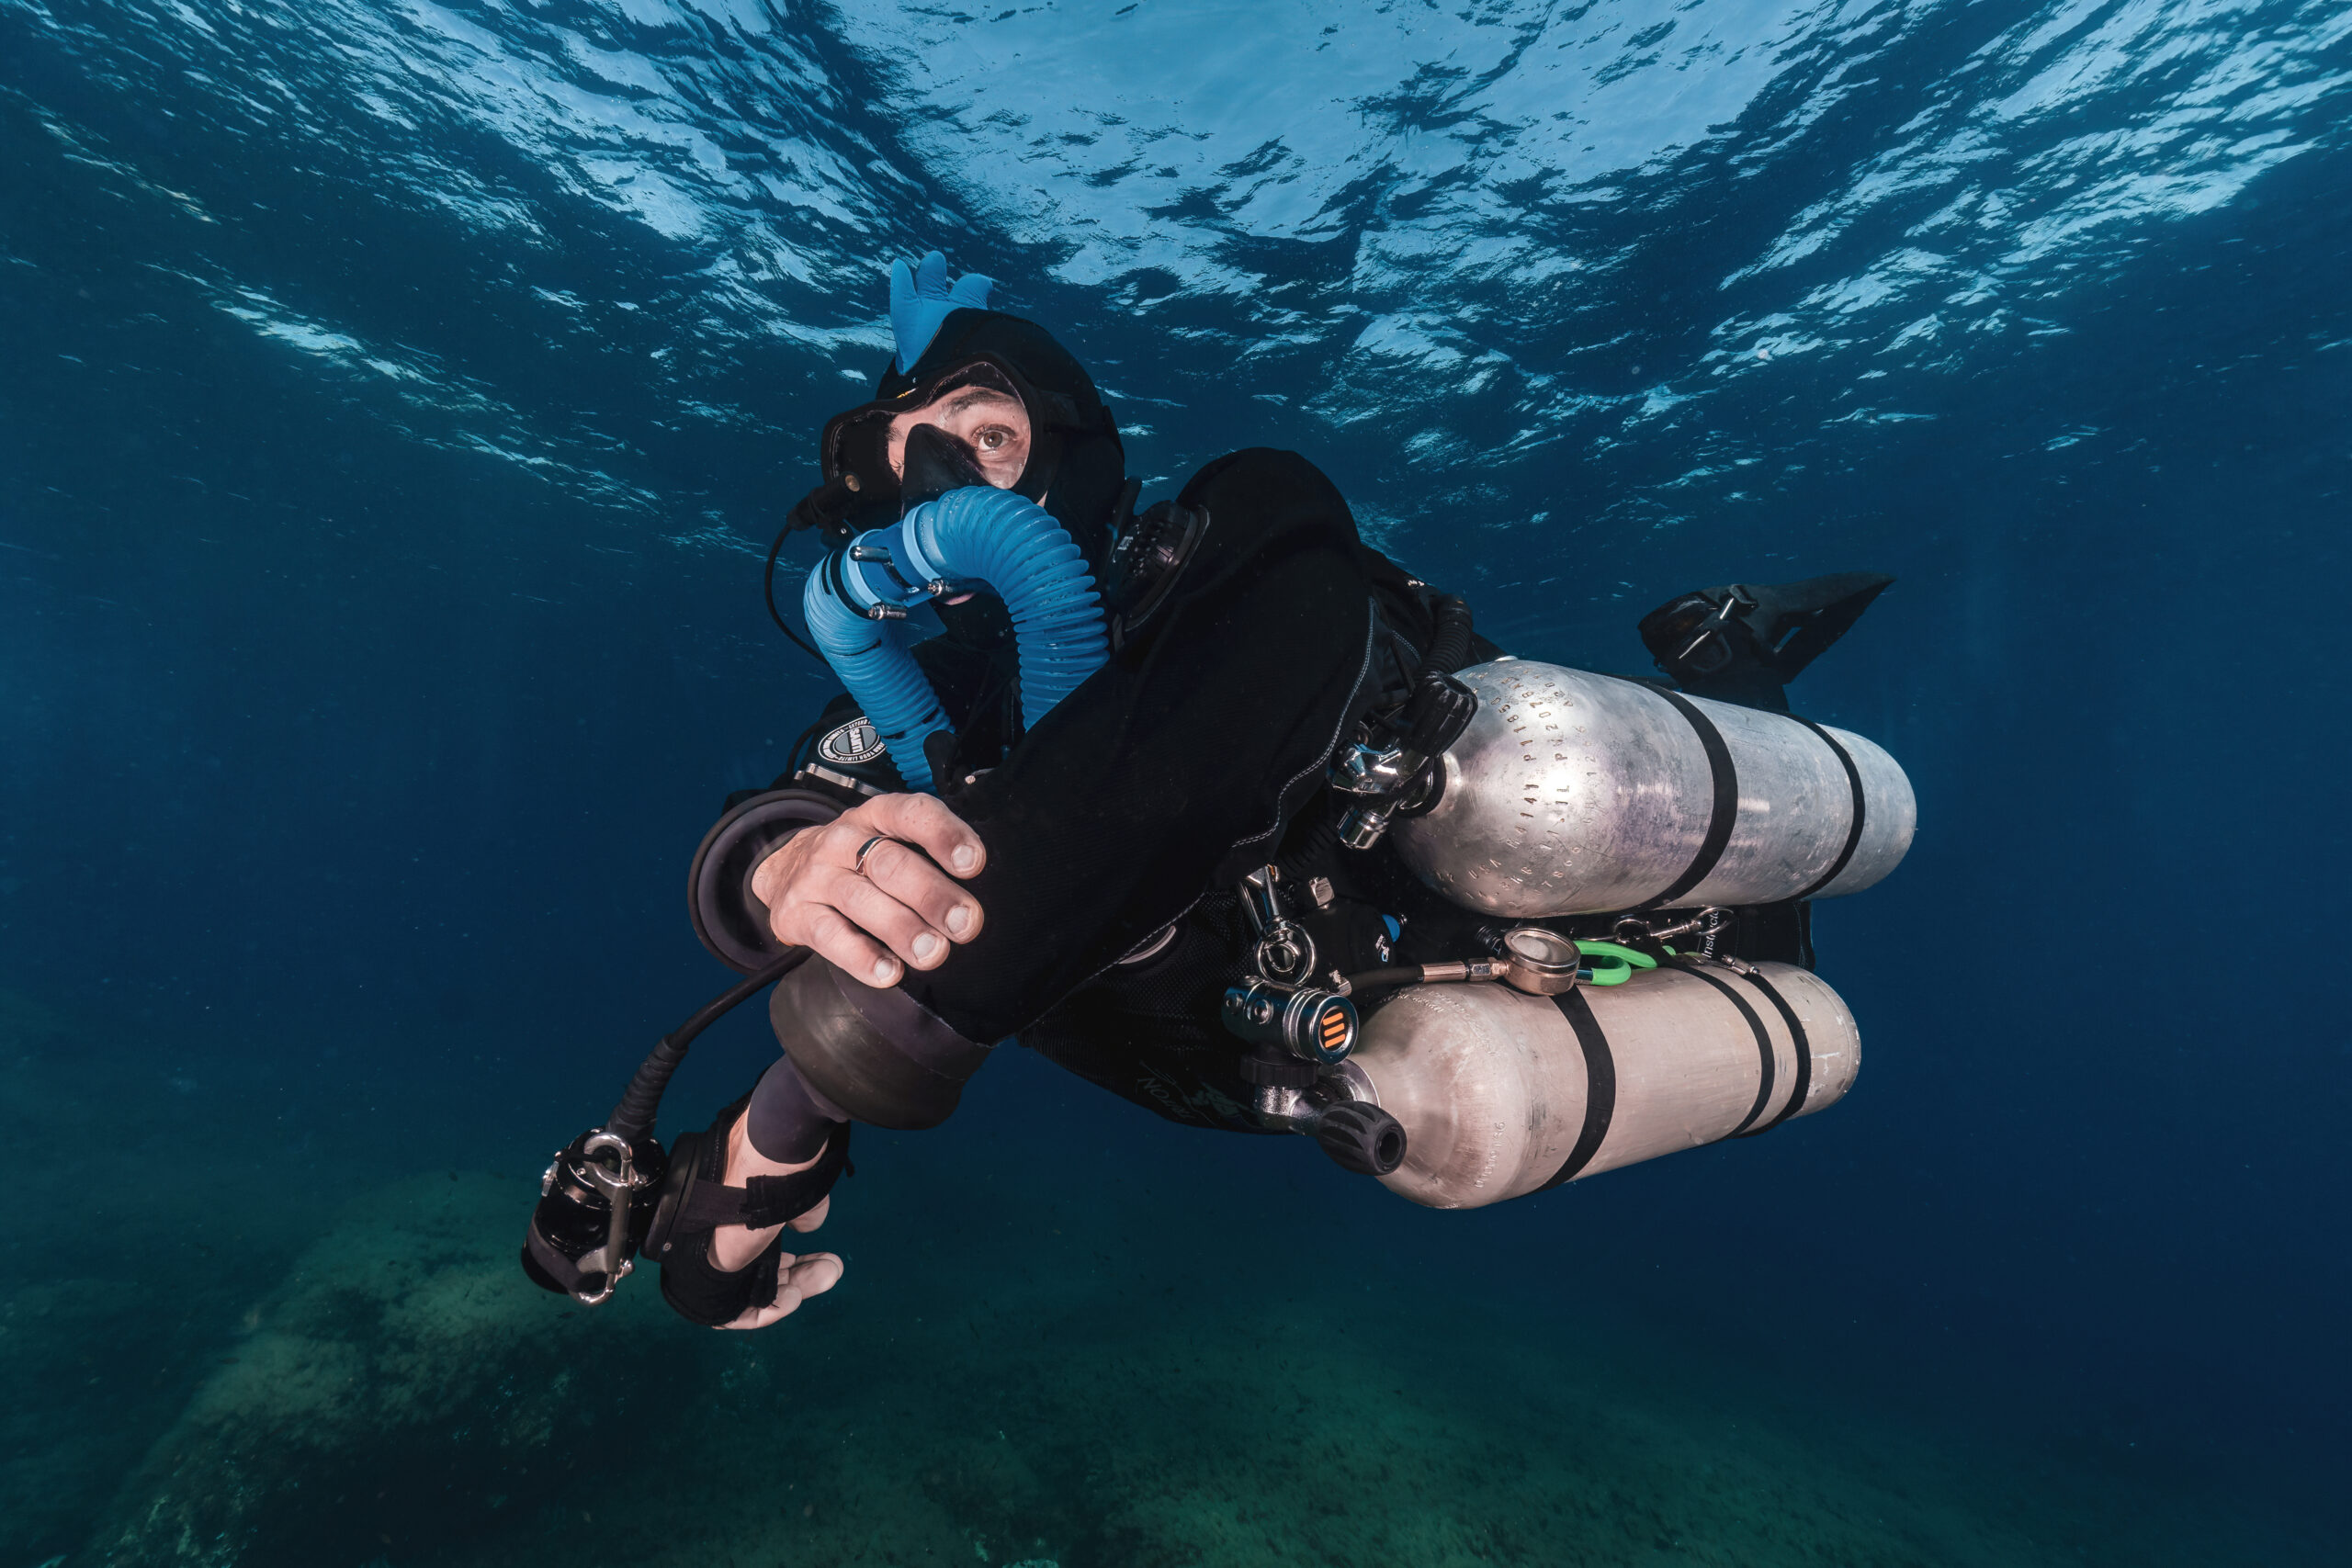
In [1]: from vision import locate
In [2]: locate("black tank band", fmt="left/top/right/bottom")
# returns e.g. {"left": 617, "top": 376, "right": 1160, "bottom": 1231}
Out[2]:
{"left": 1733, "top": 967, "right": 1815, "bottom": 1137}
{"left": 1539, "top": 988, "right": 1618, "bottom": 1190}
{"left": 1668, "top": 960, "right": 1777, "bottom": 1137}
{"left": 1634, "top": 684, "right": 1738, "bottom": 910}
{"left": 1787, "top": 716, "right": 1866, "bottom": 900}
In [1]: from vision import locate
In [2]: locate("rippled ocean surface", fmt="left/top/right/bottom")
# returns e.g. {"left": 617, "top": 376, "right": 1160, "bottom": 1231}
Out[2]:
{"left": 3, "top": 2, "right": 2347, "bottom": 1564}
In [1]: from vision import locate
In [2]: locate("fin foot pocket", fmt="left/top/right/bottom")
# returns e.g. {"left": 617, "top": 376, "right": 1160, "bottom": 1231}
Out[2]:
{"left": 1637, "top": 571, "right": 1894, "bottom": 712}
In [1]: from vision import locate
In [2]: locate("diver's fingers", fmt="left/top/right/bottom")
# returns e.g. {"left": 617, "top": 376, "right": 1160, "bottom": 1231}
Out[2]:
{"left": 718, "top": 1291, "right": 797, "bottom": 1331}
{"left": 786, "top": 1251, "right": 843, "bottom": 1297}
{"left": 756, "top": 820, "right": 860, "bottom": 945}
{"left": 716, "top": 1252, "right": 844, "bottom": 1331}
{"left": 857, "top": 836, "right": 983, "bottom": 945}
{"left": 863, "top": 792, "right": 986, "bottom": 879}
{"left": 826, "top": 863, "right": 953, "bottom": 972}
{"left": 787, "top": 1193, "right": 831, "bottom": 1234}
{"left": 793, "top": 900, "right": 902, "bottom": 988}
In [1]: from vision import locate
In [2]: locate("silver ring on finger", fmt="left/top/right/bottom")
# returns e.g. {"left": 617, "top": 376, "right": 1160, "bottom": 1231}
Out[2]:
{"left": 852, "top": 833, "right": 897, "bottom": 879}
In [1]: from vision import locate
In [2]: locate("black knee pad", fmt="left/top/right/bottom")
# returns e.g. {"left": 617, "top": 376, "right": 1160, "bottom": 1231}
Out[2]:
{"left": 770, "top": 956, "right": 992, "bottom": 1130}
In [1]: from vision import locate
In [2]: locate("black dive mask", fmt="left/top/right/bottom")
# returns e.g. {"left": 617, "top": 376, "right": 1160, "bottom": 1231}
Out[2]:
{"left": 817, "top": 355, "right": 1073, "bottom": 523}
{"left": 769, "top": 313, "right": 1128, "bottom": 648}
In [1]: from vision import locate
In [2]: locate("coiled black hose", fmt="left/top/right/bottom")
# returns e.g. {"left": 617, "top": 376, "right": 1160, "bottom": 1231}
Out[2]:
{"left": 605, "top": 948, "right": 808, "bottom": 1141}
{"left": 1276, "top": 802, "right": 1341, "bottom": 889}
{"left": 1418, "top": 594, "right": 1474, "bottom": 683}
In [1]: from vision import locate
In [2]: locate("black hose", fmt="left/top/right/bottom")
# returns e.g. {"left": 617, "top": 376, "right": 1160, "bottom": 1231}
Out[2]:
{"left": 1340, "top": 965, "right": 1424, "bottom": 996}
{"left": 763, "top": 521, "right": 826, "bottom": 665}
{"left": 782, "top": 713, "right": 834, "bottom": 779}
{"left": 1418, "top": 595, "right": 1474, "bottom": 683}
{"left": 606, "top": 948, "right": 809, "bottom": 1141}
{"left": 1274, "top": 800, "right": 1340, "bottom": 889}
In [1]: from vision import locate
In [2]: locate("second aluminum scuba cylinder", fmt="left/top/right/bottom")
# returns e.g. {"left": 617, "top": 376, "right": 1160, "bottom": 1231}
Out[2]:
{"left": 1348, "top": 958, "right": 1860, "bottom": 1209}
{"left": 1391, "top": 661, "right": 1915, "bottom": 918}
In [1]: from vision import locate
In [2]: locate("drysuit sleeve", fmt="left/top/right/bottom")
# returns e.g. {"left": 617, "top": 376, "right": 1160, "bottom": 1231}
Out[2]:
{"left": 773, "top": 447, "right": 1381, "bottom": 1128}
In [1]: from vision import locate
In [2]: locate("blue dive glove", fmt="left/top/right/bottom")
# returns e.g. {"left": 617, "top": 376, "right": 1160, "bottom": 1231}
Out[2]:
{"left": 889, "top": 251, "right": 993, "bottom": 373}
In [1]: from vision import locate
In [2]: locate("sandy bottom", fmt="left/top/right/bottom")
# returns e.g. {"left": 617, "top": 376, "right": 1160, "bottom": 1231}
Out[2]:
{"left": 1, "top": 994, "right": 2334, "bottom": 1568}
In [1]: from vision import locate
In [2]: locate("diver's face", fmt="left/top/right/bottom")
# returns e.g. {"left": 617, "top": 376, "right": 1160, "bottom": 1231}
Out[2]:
{"left": 886, "top": 386, "right": 1031, "bottom": 487}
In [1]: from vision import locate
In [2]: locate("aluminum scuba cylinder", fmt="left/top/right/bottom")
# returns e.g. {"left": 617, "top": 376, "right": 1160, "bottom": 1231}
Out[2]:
{"left": 1389, "top": 661, "right": 1915, "bottom": 918}
{"left": 1347, "top": 957, "right": 1860, "bottom": 1209}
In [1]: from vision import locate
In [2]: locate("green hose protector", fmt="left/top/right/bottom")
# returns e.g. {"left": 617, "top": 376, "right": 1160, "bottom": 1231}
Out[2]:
{"left": 1573, "top": 940, "right": 1657, "bottom": 987}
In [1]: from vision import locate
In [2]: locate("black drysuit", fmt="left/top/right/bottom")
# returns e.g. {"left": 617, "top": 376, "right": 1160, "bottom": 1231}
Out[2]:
{"left": 715, "top": 445, "right": 1459, "bottom": 1139}
{"left": 656, "top": 308, "right": 1834, "bottom": 1326}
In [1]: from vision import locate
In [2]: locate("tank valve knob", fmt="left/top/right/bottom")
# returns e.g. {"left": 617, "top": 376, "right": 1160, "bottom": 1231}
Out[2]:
{"left": 1314, "top": 1102, "right": 1406, "bottom": 1177}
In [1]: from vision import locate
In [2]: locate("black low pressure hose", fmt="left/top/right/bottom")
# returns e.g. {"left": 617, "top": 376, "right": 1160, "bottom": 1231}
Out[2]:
{"left": 605, "top": 948, "right": 809, "bottom": 1142}
{"left": 763, "top": 522, "right": 825, "bottom": 665}
{"left": 1340, "top": 965, "right": 1425, "bottom": 995}
{"left": 762, "top": 477, "right": 865, "bottom": 667}
{"left": 1418, "top": 594, "right": 1474, "bottom": 683}
{"left": 1275, "top": 801, "right": 1340, "bottom": 889}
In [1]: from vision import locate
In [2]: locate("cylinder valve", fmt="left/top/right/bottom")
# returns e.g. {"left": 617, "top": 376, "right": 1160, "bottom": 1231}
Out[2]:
{"left": 1222, "top": 976, "right": 1358, "bottom": 1066}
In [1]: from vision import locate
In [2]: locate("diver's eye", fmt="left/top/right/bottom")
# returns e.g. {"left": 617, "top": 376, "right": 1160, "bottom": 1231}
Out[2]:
{"left": 975, "top": 425, "right": 1011, "bottom": 454}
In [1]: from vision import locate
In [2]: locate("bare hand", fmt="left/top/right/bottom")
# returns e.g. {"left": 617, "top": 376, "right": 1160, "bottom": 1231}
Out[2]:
{"left": 718, "top": 1247, "right": 843, "bottom": 1331}
{"left": 712, "top": 1108, "right": 845, "bottom": 1331}
{"left": 751, "top": 793, "right": 986, "bottom": 987}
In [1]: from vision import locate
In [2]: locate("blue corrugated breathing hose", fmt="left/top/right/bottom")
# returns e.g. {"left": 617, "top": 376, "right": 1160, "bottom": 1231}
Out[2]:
{"left": 802, "top": 485, "right": 1109, "bottom": 792}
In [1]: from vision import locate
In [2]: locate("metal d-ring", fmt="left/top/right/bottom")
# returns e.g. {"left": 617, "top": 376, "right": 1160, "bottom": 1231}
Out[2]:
{"left": 1614, "top": 906, "right": 1728, "bottom": 951}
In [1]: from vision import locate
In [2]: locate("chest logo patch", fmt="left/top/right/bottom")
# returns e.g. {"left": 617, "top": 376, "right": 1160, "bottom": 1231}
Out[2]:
{"left": 817, "top": 718, "right": 887, "bottom": 766}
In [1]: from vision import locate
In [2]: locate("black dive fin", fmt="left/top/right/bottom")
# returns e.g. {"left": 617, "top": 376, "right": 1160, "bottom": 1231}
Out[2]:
{"left": 1637, "top": 571, "right": 1894, "bottom": 713}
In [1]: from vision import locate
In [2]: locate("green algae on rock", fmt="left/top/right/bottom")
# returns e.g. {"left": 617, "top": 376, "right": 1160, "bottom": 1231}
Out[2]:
{"left": 91, "top": 1174, "right": 686, "bottom": 1567}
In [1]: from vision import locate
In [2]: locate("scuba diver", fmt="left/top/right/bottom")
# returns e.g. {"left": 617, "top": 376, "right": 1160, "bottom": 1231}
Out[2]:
{"left": 523, "top": 253, "right": 1909, "bottom": 1330}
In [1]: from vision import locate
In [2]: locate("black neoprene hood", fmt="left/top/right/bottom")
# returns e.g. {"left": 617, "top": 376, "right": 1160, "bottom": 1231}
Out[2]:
{"left": 820, "top": 307, "right": 1128, "bottom": 574}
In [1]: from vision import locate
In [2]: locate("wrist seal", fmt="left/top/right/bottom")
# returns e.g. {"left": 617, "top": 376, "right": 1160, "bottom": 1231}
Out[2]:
{"left": 771, "top": 955, "right": 993, "bottom": 1130}
{"left": 688, "top": 789, "right": 844, "bottom": 974}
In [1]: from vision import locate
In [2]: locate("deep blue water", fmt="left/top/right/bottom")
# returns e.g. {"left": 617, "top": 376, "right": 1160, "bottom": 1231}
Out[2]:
{"left": 3, "top": 2, "right": 2348, "bottom": 1563}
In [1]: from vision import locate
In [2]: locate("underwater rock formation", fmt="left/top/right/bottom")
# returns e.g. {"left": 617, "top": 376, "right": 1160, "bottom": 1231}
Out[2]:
{"left": 51, "top": 1158, "right": 2326, "bottom": 1568}
{"left": 90, "top": 1174, "right": 686, "bottom": 1567}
